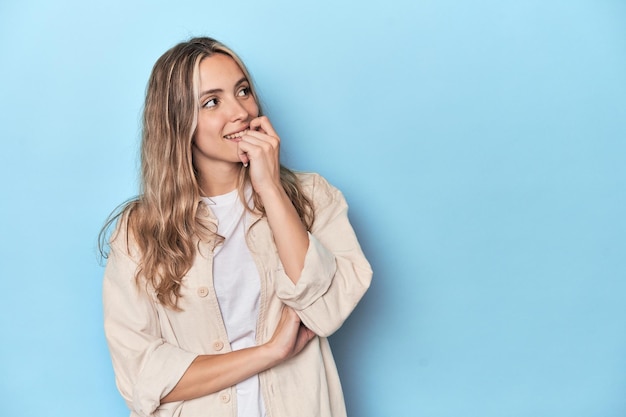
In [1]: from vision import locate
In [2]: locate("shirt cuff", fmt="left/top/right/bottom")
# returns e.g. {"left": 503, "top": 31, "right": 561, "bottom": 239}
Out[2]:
{"left": 132, "top": 343, "right": 198, "bottom": 416}
{"left": 274, "top": 232, "right": 337, "bottom": 310}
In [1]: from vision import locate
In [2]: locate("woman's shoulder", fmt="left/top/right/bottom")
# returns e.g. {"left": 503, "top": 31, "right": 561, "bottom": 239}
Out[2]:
{"left": 104, "top": 202, "right": 142, "bottom": 262}
{"left": 294, "top": 171, "right": 333, "bottom": 189}
{"left": 294, "top": 171, "right": 344, "bottom": 206}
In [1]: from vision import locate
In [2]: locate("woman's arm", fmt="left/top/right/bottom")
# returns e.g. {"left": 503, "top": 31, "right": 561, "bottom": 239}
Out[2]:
{"left": 237, "top": 116, "right": 372, "bottom": 337}
{"left": 238, "top": 116, "right": 309, "bottom": 283}
{"left": 273, "top": 174, "right": 373, "bottom": 337}
{"left": 104, "top": 233, "right": 314, "bottom": 413}
{"left": 257, "top": 183, "right": 309, "bottom": 282}
{"left": 162, "top": 307, "right": 314, "bottom": 403}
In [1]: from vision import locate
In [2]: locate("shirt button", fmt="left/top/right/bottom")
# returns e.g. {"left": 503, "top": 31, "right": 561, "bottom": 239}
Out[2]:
{"left": 213, "top": 340, "right": 224, "bottom": 351}
{"left": 220, "top": 392, "right": 231, "bottom": 403}
{"left": 197, "top": 287, "right": 209, "bottom": 297}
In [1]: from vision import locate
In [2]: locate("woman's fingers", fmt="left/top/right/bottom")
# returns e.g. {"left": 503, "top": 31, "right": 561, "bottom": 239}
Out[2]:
{"left": 249, "top": 115, "right": 279, "bottom": 139}
{"left": 269, "top": 307, "right": 301, "bottom": 359}
{"left": 239, "top": 130, "right": 279, "bottom": 155}
{"left": 268, "top": 306, "right": 315, "bottom": 361}
{"left": 240, "top": 116, "right": 280, "bottom": 159}
{"left": 294, "top": 324, "right": 316, "bottom": 354}
{"left": 238, "top": 117, "right": 282, "bottom": 194}
{"left": 238, "top": 150, "right": 250, "bottom": 167}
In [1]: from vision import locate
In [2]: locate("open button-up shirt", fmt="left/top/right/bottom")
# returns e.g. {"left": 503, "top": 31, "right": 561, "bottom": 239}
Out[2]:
{"left": 103, "top": 173, "right": 373, "bottom": 417}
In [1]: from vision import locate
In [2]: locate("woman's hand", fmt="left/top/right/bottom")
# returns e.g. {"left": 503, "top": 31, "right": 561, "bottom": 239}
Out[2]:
{"left": 238, "top": 116, "right": 282, "bottom": 197}
{"left": 162, "top": 306, "right": 315, "bottom": 404}
{"left": 266, "top": 306, "right": 316, "bottom": 363}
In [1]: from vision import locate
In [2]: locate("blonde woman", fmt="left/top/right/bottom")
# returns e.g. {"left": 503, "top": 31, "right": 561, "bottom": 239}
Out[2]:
{"left": 101, "top": 37, "right": 372, "bottom": 417}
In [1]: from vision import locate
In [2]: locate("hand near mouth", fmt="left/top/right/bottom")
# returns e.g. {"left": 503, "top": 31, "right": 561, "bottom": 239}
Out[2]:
{"left": 238, "top": 116, "right": 310, "bottom": 283}
{"left": 237, "top": 116, "right": 282, "bottom": 197}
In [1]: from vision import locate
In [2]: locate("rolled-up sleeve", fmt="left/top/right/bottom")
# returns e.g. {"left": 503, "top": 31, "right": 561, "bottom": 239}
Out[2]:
{"left": 274, "top": 174, "right": 373, "bottom": 337}
{"left": 103, "top": 239, "right": 198, "bottom": 417}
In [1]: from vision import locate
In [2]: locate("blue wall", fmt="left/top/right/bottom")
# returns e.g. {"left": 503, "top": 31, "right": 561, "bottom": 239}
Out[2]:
{"left": 1, "top": 1, "right": 625, "bottom": 415}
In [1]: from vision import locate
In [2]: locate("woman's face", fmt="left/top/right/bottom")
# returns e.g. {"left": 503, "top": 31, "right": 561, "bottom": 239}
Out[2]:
{"left": 192, "top": 53, "right": 259, "bottom": 176}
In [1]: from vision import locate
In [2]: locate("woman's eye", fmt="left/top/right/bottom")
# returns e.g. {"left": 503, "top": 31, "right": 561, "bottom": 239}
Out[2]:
{"left": 238, "top": 87, "right": 250, "bottom": 97}
{"left": 203, "top": 98, "right": 218, "bottom": 108}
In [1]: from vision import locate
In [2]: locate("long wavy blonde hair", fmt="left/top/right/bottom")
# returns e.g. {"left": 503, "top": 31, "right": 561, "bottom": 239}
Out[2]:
{"left": 100, "top": 37, "right": 314, "bottom": 309}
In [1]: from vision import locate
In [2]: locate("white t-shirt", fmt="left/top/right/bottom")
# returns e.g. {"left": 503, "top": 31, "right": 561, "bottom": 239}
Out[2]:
{"left": 203, "top": 187, "right": 266, "bottom": 417}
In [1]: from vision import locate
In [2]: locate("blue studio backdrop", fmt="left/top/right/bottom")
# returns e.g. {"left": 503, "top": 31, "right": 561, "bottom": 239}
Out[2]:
{"left": 1, "top": 1, "right": 625, "bottom": 416}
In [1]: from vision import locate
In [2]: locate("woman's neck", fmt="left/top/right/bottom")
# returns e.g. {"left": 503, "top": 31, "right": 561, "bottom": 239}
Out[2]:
{"left": 197, "top": 163, "right": 242, "bottom": 197}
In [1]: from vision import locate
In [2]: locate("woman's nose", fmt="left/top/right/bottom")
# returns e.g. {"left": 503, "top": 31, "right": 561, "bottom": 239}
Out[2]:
{"left": 228, "top": 98, "right": 249, "bottom": 122}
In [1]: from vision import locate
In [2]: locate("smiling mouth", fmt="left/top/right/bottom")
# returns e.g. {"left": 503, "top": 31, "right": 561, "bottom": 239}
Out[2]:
{"left": 224, "top": 129, "right": 249, "bottom": 141}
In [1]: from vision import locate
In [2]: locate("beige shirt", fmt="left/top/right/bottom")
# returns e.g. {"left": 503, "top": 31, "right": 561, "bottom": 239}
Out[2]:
{"left": 103, "top": 173, "right": 373, "bottom": 417}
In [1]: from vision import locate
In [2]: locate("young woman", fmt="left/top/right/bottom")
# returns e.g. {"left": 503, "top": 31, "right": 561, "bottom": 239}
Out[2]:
{"left": 101, "top": 37, "right": 372, "bottom": 417}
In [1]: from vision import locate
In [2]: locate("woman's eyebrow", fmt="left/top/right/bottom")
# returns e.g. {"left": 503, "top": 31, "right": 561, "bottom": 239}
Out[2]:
{"left": 199, "top": 87, "right": 223, "bottom": 97}
{"left": 199, "top": 77, "right": 248, "bottom": 98}
{"left": 234, "top": 76, "right": 249, "bottom": 86}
